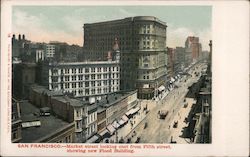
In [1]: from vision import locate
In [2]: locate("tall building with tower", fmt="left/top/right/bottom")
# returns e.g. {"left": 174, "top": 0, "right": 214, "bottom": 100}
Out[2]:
{"left": 83, "top": 16, "right": 168, "bottom": 99}
{"left": 185, "top": 36, "right": 202, "bottom": 63}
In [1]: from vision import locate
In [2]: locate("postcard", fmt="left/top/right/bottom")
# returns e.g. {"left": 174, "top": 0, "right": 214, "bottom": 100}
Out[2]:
{"left": 1, "top": 0, "right": 249, "bottom": 156}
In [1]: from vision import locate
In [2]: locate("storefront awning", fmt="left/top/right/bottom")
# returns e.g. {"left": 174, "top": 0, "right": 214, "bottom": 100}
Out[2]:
{"left": 112, "top": 120, "right": 120, "bottom": 129}
{"left": 99, "top": 129, "right": 110, "bottom": 139}
{"left": 158, "top": 85, "right": 165, "bottom": 92}
{"left": 99, "top": 129, "right": 109, "bottom": 137}
{"left": 122, "top": 115, "right": 129, "bottom": 122}
{"left": 107, "top": 124, "right": 116, "bottom": 135}
{"left": 125, "top": 107, "right": 140, "bottom": 116}
{"left": 118, "top": 119, "right": 125, "bottom": 126}
{"left": 86, "top": 135, "right": 99, "bottom": 143}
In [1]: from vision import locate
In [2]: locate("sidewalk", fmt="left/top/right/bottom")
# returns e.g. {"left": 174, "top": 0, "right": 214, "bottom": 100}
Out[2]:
{"left": 168, "top": 98, "right": 196, "bottom": 143}
{"left": 108, "top": 100, "right": 154, "bottom": 143}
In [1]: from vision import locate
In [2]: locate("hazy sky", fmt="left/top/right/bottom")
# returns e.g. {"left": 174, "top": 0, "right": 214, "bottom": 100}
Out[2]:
{"left": 12, "top": 6, "right": 212, "bottom": 50}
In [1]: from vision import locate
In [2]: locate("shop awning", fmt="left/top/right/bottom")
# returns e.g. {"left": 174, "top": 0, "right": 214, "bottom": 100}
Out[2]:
{"left": 99, "top": 129, "right": 109, "bottom": 136}
{"left": 118, "top": 119, "right": 125, "bottom": 126}
{"left": 86, "top": 135, "right": 99, "bottom": 143}
{"left": 107, "top": 124, "right": 116, "bottom": 135}
{"left": 99, "top": 129, "right": 110, "bottom": 138}
{"left": 125, "top": 107, "right": 140, "bottom": 116}
{"left": 122, "top": 115, "right": 129, "bottom": 122}
{"left": 158, "top": 85, "right": 165, "bottom": 92}
{"left": 112, "top": 120, "right": 120, "bottom": 129}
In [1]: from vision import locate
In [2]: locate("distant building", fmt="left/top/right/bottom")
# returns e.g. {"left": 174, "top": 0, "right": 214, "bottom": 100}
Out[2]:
{"left": 40, "top": 56, "right": 120, "bottom": 98}
{"left": 35, "top": 49, "right": 45, "bottom": 62}
{"left": 185, "top": 36, "right": 202, "bottom": 63}
{"left": 11, "top": 99, "right": 22, "bottom": 143}
{"left": 12, "top": 34, "right": 30, "bottom": 58}
{"left": 175, "top": 46, "right": 186, "bottom": 69}
{"left": 29, "top": 85, "right": 88, "bottom": 143}
{"left": 50, "top": 96, "right": 89, "bottom": 143}
{"left": 83, "top": 16, "right": 168, "bottom": 99}
{"left": 167, "top": 47, "right": 175, "bottom": 80}
{"left": 45, "top": 44, "right": 56, "bottom": 58}
{"left": 85, "top": 103, "right": 98, "bottom": 140}
{"left": 13, "top": 62, "right": 37, "bottom": 99}
{"left": 18, "top": 100, "right": 75, "bottom": 143}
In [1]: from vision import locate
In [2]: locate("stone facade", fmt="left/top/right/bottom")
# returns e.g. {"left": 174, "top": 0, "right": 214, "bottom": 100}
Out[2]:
{"left": 40, "top": 59, "right": 120, "bottom": 98}
{"left": 83, "top": 16, "right": 168, "bottom": 99}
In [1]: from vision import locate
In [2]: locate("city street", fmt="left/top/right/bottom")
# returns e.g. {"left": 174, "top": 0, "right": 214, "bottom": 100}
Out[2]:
{"left": 122, "top": 62, "right": 206, "bottom": 143}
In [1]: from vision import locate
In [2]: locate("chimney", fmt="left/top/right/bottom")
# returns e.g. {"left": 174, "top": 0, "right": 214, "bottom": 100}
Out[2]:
{"left": 113, "top": 37, "right": 119, "bottom": 51}
{"left": 18, "top": 34, "right": 21, "bottom": 40}
{"left": 12, "top": 34, "right": 16, "bottom": 40}
{"left": 22, "top": 34, "right": 25, "bottom": 40}
{"left": 107, "top": 51, "right": 112, "bottom": 61}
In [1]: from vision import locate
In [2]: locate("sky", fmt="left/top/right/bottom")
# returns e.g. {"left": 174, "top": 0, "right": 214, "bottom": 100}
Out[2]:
{"left": 12, "top": 6, "right": 212, "bottom": 50}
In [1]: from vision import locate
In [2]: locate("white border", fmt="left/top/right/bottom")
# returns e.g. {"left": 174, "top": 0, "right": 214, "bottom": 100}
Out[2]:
{"left": 1, "top": 0, "right": 249, "bottom": 156}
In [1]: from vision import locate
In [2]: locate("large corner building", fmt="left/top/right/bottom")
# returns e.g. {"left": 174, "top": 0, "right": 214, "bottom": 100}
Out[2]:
{"left": 83, "top": 16, "right": 168, "bottom": 99}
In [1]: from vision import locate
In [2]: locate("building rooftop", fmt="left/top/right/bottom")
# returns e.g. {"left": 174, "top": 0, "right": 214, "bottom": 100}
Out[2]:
{"left": 30, "top": 84, "right": 63, "bottom": 96}
{"left": 84, "top": 16, "right": 166, "bottom": 27}
{"left": 52, "top": 95, "right": 89, "bottom": 107}
{"left": 97, "top": 90, "right": 137, "bottom": 108}
{"left": 46, "top": 60, "right": 119, "bottom": 66}
{"left": 19, "top": 100, "right": 70, "bottom": 143}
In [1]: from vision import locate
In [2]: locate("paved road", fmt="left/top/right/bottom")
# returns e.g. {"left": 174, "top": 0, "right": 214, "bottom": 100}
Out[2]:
{"left": 125, "top": 62, "right": 207, "bottom": 143}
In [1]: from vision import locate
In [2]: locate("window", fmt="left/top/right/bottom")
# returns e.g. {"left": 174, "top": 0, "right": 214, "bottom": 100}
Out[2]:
{"left": 85, "top": 68, "right": 89, "bottom": 73}
{"left": 72, "top": 68, "right": 76, "bottom": 74}
{"left": 91, "top": 89, "right": 95, "bottom": 94}
{"left": 91, "top": 74, "right": 95, "bottom": 80}
{"left": 97, "top": 67, "right": 102, "bottom": 72}
{"left": 97, "top": 74, "right": 101, "bottom": 79}
{"left": 97, "top": 88, "right": 101, "bottom": 94}
{"left": 72, "top": 83, "right": 76, "bottom": 88}
{"left": 143, "top": 76, "right": 146, "bottom": 79}
{"left": 65, "top": 83, "right": 69, "bottom": 88}
{"left": 112, "top": 67, "right": 115, "bottom": 71}
{"left": 91, "top": 68, "right": 95, "bottom": 72}
{"left": 104, "top": 80, "right": 107, "bottom": 85}
{"left": 104, "top": 74, "right": 107, "bottom": 79}
{"left": 104, "top": 67, "right": 107, "bottom": 72}
{"left": 78, "top": 75, "right": 83, "bottom": 80}
{"left": 91, "top": 81, "right": 95, "bottom": 87}
{"left": 72, "top": 76, "right": 76, "bottom": 81}
{"left": 85, "top": 89, "right": 89, "bottom": 95}
{"left": 116, "top": 74, "right": 119, "bottom": 78}
{"left": 85, "top": 82, "right": 89, "bottom": 87}
{"left": 79, "top": 82, "right": 83, "bottom": 87}
{"left": 65, "top": 76, "right": 69, "bottom": 81}
{"left": 97, "top": 81, "right": 101, "bottom": 86}
{"left": 65, "top": 69, "right": 69, "bottom": 74}
{"left": 85, "top": 75, "right": 89, "bottom": 80}
{"left": 104, "top": 88, "right": 107, "bottom": 93}
{"left": 147, "top": 76, "right": 149, "bottom": 79}
{"left": 79, "top": 90, "right": 83, "bottom": 95}
{"left": 79, "top": 68, "right": 83, "bottom": 73}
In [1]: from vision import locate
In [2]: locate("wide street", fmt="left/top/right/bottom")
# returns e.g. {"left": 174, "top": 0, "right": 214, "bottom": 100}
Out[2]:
{"left": 124, "top": 62, "right": 207, "bottom": 143}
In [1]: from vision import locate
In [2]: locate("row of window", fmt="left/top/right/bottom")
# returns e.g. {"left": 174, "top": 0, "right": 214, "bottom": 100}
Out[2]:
{"left": 66, "top": 87, "right": 119, "bottom": 96}
{"left": 56, "top": 73, "right": 120, "bottom": 81}
{"left": 53, "top": 66, "right": 119, "bottom": 75}
{"left": 62, "top": 80, "right": 119, "bottom": 89}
